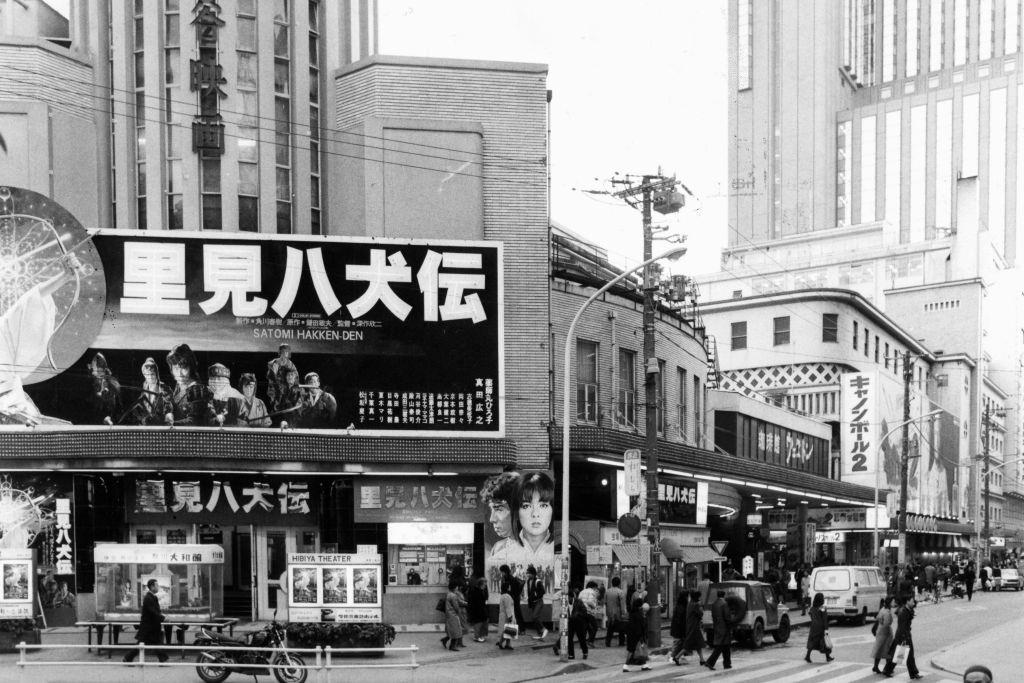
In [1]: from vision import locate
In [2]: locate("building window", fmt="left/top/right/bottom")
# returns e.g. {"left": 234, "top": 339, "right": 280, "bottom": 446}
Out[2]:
{"left": 201, "top": 158, "right": 222, "bottom": 230}
{"left": 656, "top": 360, "right": 666, "bottom": 435}
{"left": 308, "top": 0, "right": 322, "bottom": 234}
{"left": 677, "top": 367, "right": 688, "bottom": 441}
{"left": 134, "top": 1, "right": 146, "bottom": 228}
{"left": 989, "top": 88, "right": 1007, "bottom": 255}
{"left": 617, "top": 349, "right": 636, "bottom": 429}
{"left": 731, "top": 321, "right": 747, "bottom": 350}
{"left": 980, "top": 0, "right": 993, "bottom": 60}
{"left": 864, "top": 328, "right": 870, "bottom": 356}
{"left": 909, "top": 104, "right": 926, "bottom": 243}
{"left": 853, "top": 320, "right": 859, "bottom": 349}
{"left": 274, "top": 0, "right": 292, "bottom": 233}
{"left": 823, "top": 313, "right": 839, "bottom": 342}
{"left": 884, "top": 110, "right": 901, "bottom": 233}
{"left": 773, "top": 316, "right": 790, "bottom": 346}
{"left": 874, "top": 335, "right": 880, "bottom": 363}
{"left": 576, "top": 340, "right": 598, "bottom": 424}
{"left": 953, "top": 0, "right": 968, "bottom": 65}
{"left": 936, "top": 99, "right": 952, "bottom": 232}
{"left": 906, "top": 0, "right": 919, "bottom": 76}
{"left": 737, "top": 0, "right": 752, "bottom": 89}
{"left": 1007, "top": 0, "right": 1020, "bottom": 54}
{"left": 884, "top": 342, "right": 890, "bottom": 368}
{"left": 237, "top": 0, "right": 259, "bottom": 231}
{"left": 882, "top": 0, "right": 895, "bottom": 81}
{"left": 693, "top": 375, "right": 702, "bottom": 445}
{"left": 164, "top": 0, "right": 181, "bottom": 230}
{"left": 836, "top": 121, "right": 851, "bottom": 226}
{"left": 930, "top": 0, "right": 943, "bottom": 71}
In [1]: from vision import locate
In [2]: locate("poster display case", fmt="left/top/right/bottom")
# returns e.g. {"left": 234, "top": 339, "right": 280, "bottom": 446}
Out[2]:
{"left": 287, "top": 553, "right": 382, "bottom": 623}
{"left": 0, "top": 549, "right": 35, "bottom": 619}
{"left": 93, "top": 544, "right": 224, "bottom": 622}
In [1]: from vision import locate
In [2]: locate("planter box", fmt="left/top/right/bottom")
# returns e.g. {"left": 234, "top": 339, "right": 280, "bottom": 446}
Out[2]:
{"left": 0, "top": 629, "right": 40, "bottom": 653}
{"left": 287, "top": 632, "right": 388, "bottom": 658}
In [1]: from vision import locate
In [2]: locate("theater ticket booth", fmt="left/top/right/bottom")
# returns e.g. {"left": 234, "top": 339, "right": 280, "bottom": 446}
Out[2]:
{"left": 127, "top": 476, "right": 320, "bottom": 621}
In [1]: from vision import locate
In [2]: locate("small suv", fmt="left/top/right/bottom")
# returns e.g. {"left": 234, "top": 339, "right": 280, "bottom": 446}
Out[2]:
{"left": 701, "top": 580, "right": 791, "bottom": 648}
{"left": 993, "top": 567, "right": 1022, "bottom": 591}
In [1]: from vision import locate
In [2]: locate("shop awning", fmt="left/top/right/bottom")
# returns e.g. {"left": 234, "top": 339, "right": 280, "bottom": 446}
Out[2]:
{"left": 611, "top": 544, "right": 648, "bottom": 567}
{"left": 660, "top": 537, "right": 725, "bottom": 564}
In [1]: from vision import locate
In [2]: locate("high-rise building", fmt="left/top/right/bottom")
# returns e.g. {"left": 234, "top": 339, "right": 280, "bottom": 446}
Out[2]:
{"left": 1, "top": 0, "right": 377, "bottom": 233}
{"left": 708, "top": 0, "right": 1024, "bottom": 559}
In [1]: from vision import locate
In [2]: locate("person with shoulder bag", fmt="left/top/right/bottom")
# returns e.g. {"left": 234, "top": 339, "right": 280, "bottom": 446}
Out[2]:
{"left": 882, "top": 596, "right": 922, "bottom": 679}
{"left": 496, "top": 581, "right": 517, "bottom": 650}
{"left": 603, "top": 576, "right": 628, "bottom": 647}
{"left": 804, "top": 592, "right": 835, "bottom": 664}
{"left": 870, "top": 597, "right": 895, "bottom": 674}
{"left": 623, "top": 594, "right": 652, "bottom": 672}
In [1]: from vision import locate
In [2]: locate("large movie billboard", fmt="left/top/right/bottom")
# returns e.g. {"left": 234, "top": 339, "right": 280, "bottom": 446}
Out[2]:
{"left": 1, "top": 187, "right": 503, "bottom": 436}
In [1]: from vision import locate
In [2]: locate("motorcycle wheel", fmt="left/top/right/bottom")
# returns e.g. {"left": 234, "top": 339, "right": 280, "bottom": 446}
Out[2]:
{"left": 196, "top": 651, "right": 233, "bottom": 683}
{"left": 273, "top": 652, "right": 307, "bottom": 683}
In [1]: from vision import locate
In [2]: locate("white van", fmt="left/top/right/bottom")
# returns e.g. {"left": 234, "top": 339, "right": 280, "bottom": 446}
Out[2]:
{"left": 809, "top": 565, "right": 887, "bottom": 624}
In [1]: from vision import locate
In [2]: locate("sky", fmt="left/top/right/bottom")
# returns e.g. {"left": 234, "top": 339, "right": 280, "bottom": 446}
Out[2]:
{"left": 379, "top": 0, "right": 729, "bottom": 275}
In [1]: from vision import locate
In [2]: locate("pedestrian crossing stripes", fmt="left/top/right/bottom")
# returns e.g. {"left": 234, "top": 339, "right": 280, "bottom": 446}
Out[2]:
{"left": 607, "top": 658, "right": 959, "bottom": 683}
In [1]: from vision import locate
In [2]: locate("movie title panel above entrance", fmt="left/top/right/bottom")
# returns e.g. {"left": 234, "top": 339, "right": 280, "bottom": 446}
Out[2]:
{"left": 17, "top": 228, "right": 504, "bottom": 437}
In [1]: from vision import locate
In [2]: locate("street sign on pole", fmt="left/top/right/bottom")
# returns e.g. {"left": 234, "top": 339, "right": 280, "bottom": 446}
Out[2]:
{"left": 711, "top": 540, "right": 728, "bottom": 555}
{"left": 624, "top": 449, "right": 642, "bottom": 496}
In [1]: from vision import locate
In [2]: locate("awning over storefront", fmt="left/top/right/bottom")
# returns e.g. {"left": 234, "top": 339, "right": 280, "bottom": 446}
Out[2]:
{"left": 660, "top": 537, "right": 725, "bottom": 564}
{"left": 612, "top": 544, "right": 647, "bottom": 567}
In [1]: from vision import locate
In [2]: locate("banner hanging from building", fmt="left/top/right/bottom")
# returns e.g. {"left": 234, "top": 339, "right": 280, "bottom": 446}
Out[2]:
{"left": 6, "top": 217, "right": 503, "bottom": 436}
{"left": 840, "top": 371, "right": 879, "bottom": 483}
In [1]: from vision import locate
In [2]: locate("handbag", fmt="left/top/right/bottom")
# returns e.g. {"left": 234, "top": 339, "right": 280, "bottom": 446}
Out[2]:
{"left": 631, "top": 642, "right": 649, "bottom": 665}
{"left": 435, "top": 597, "right": 446, "bottom": 613}
{"left": 502, "top": 620, "right": 519, "bottom": 639}
{"left": 871, "top": 621, "right": 878, "bottom": 636}
{"left": 893, "top": 643, "right": 910, "bottom": 666}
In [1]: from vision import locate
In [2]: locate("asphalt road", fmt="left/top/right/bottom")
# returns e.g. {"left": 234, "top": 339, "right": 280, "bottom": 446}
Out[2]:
{"left": 0, "top": 589, "right": 1015, "bottom": 682}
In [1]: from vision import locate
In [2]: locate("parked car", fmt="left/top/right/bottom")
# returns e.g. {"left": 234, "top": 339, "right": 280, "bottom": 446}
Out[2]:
{"left": 701, "top": 580, "right": 790, "bottom": 648}
{"left": 809, "top": 565, "right": 886, "bottom": 625}
{"left": 993, "top": 567, "right": 1022, "bottom": 591}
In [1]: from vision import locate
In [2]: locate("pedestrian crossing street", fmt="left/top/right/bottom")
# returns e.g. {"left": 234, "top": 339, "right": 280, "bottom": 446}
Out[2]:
{"left": 608, "top": 657, "right": 959, "bottom": 683}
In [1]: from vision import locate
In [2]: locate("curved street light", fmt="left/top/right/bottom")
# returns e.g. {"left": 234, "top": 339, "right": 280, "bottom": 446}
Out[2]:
{"left": 557, "top": 246, "right": 687, "bottom": 662}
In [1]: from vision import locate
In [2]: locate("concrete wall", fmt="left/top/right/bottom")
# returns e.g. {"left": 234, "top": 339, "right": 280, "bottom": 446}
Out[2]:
{"left": 333, "top": 56, "right": 550, "bottom": 468}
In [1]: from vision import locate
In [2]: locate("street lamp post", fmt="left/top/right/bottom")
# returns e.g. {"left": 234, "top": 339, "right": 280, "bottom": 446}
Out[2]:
{"left": 558, "top": 246, "right": 686, "bottom": 662}
{"left": 873, "top": 409, "right": 943, "bottom": 566}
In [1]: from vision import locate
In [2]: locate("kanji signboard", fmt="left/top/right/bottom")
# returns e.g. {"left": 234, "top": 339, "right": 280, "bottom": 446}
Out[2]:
{"left": 128, "top": 476, "right": 318, "bottom": 525}
{"left": 355, "top": 478, "right": 481, "bottom": 523}
{"left": 23, "top": 231, "right": 503, "bottom": 436}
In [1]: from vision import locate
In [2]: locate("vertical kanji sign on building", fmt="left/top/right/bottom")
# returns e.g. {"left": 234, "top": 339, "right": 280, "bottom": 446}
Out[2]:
{"left": 841, "top": 371, "right": 878, "bottom": 483}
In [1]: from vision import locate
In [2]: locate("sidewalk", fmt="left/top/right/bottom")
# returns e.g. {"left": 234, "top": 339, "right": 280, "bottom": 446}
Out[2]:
{"left": 930, "top": 612, "right": 1024, "bottom": 680}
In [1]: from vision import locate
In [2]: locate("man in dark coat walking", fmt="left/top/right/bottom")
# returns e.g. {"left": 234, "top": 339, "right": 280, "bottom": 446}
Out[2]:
{"left": 964, "top": 562, "right": 976, "bottom": 602}
{"left": 704, "top": 590, "right": 732, "bottom": 671}
{"left": 123, "top": 579, "right": 168, "bottom": 663}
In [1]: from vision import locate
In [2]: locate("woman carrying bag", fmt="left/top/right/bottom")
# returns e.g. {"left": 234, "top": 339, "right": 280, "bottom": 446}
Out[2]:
{"left": 870, "top": 596, "right": 895, "bottom": 674}
{"left": 496, "top": 581, "right": 517, "bottom": 650}
{"left": 441, "top": 578, "right": 467, "bottom": 651}
{"left": 882, "top": 596, "right": 922, "bottom": 679}
{"left": 467, "top": 576, "right": 489, "bottom": 643}
{"left": 804, "top": 592, "right": 835, "bottom": 664}
{"left": 668, "top": 591, "right": 689, "bottom": 665}
{"left": 623, "top": 594, "right": 652, "bottom": 673}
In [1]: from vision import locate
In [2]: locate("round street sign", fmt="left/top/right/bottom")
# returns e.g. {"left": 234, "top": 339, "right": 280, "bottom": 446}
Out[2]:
{"left": 617, "top": 513, "right": 642, "bottom": 539}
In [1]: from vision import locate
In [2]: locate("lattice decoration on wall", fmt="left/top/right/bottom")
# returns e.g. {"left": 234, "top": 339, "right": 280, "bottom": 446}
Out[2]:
{"left": 719, "top": 362, "right": 852, "bottom": 398}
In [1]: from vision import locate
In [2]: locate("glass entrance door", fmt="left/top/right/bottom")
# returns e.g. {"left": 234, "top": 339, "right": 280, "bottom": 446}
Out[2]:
{"left": 254, "top": 527, "right": 318, "bottom": 620}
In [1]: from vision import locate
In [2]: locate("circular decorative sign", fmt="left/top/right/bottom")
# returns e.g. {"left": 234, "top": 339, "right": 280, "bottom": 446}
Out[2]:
{"left": 0, "top": 187, "right": 105, "bottom": 385}
{"left": 617, "top": 513, "right": 642, "bottom": 539}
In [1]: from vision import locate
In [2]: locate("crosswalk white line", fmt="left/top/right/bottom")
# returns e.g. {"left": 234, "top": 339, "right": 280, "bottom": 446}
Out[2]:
{"left": 669, "top": 660, "right": 799, "bottom": 680}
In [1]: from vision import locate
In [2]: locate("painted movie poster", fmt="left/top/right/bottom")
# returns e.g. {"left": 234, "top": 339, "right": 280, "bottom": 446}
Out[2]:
{"left": 0, "top": 187, "right": 504, "bottom": 437}
{"left": 482, "top": 470, "right": 558, "bottom": 604}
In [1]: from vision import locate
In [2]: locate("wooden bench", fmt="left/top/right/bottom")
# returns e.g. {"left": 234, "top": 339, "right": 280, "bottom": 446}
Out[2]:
{"left": 76, "top": 618, "right": 239, "bottom": 658}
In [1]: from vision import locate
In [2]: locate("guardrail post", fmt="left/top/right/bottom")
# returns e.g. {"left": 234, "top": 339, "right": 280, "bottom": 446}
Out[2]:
{"left": 411, "top": 644, "right": 418, "bottom": 668}
{"left": 139, "top": 643, "right": 147, "bottom": 683}
{"left": 17, "top": 642, "right": 25, "bottom": 683}
{"left": 321, "top": 646, "right": 331, "bottom": 683}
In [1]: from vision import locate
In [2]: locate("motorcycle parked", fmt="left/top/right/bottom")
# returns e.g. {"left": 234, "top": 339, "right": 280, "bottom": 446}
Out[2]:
{"left": 195, "top": 620, "right": 307, "bottom": 683}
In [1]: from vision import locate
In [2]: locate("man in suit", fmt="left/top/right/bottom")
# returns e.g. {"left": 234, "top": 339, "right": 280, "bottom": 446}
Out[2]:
{"left": 604, "top": 576, "right": 628, "bottom": 646}
{"left": 704, "top": 590, "right": 733, "bottom": 671}
{"left": 123, "top": 579, "right": 168, "bottom": 663}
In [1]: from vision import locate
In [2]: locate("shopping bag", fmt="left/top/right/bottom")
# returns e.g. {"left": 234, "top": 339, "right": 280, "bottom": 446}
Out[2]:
{"left": 502, "top": 620, "right": 519, "bottom": 639}
{"left": 893, "top": 644, "right": 910, "bottom": 667}
{"left": 823, "top": 632, "right": 833, "bottom": 651}
{"left": 631, "top": 642, "right": 649, "bottom": 665}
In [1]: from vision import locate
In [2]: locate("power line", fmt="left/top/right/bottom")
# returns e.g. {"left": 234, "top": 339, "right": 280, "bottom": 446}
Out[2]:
{"left": 1, "top": 64, "right": 546, "bottom": 171}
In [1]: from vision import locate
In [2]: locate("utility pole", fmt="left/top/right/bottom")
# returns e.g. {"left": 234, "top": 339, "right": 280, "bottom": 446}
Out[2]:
{"left": 983, "top": 402, "right": 991, "bottom": 564}
{"left": 897, "top": 350, "right": 912, "bottom": 567}
{"left": 611, "top": 173, "right": 683, "bottom": 648}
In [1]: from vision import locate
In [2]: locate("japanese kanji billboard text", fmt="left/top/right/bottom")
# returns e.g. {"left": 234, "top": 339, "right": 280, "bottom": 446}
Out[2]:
{"left": 127, "top": 476, "right": 318, "bottom": 525}
{"left": 841, "top": 371, "right": 878, "bottom": 484}
{"left": 23, "top": 231, "right": 503, "bottom": 436}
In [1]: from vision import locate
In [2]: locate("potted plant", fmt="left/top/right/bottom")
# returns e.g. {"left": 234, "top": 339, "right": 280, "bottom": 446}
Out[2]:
{"left": 0, "top": 618, "right": 41, "bottom": 653}
{"left": 285, "top": 622, "right": 396, "bottom": 658}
